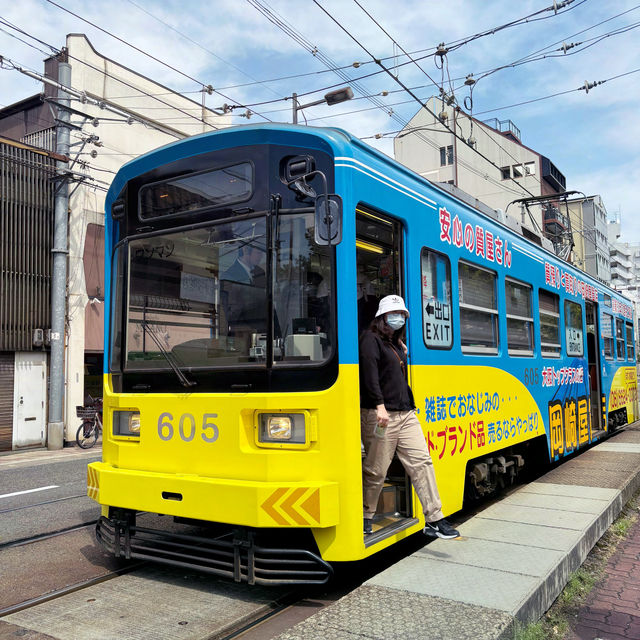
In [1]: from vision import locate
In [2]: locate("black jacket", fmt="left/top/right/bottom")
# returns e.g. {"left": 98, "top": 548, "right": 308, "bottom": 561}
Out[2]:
{"left": 359, "top": 330, "right": 414, "bottom": 411}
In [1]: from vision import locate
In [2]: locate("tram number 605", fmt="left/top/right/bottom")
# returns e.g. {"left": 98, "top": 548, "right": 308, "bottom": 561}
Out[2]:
{"left": 157, "top": 412, "right": 219, "bottom": 443}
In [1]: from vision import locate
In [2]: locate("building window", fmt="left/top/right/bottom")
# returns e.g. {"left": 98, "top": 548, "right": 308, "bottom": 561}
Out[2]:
{"left": 524, "top": 161, "right": 536, "bottom": 176}
{"left": 602, "top": 313, "right": 614, "bottom": 359}
{"left": 421, "top": 248, "right": 452, "bottom": 349}
{"left": 440, "top": 145, "right": 453, "bottom": 166}
{"left": 616, "top": 318, "right": 625, "bottom": 360}
{"left": 626, "top": 322, "right": 634, "bottom": 360}
{"left": 539, "top": 289, "right": 560, "bottom": 357}
{"left": 458, "top": 261, "right": 498, "bottom": 354}
{"left": 565, "top": 300, "right": 583, "bottom": 357}
{"left": 512, "top": 164, "right": 524, "bottom": 178}
{"left": 506, "top": 279, "right": 533, "bottom": 356}
{"left": 500, "top": 166, "right": 510, "bottom": 180}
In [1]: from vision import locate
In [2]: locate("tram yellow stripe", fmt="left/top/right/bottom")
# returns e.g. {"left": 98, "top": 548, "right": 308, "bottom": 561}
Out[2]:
{"left": 281, "top": 487, "right": 308, "bottom": 525}
{"left": 300, "top": 488, "right": 320, "bottom": 523}
{"left": 261, "top": 487, "right": 289, "bottom": 525}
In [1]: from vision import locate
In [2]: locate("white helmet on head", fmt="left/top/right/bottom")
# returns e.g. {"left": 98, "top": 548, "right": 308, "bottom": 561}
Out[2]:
{"left": 375, "top": 294, "right": 410, "bottom": 318}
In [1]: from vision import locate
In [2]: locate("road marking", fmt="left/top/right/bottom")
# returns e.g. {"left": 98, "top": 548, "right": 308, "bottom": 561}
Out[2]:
{"left": 0, "top": 485, "right": 59, "bottom": 499}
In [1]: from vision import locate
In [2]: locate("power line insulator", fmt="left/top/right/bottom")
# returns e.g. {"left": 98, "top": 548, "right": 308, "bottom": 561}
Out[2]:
{"left": 435, "top": 43, "right": 448, "bottom": 58}
{"left": 583, "top": 80, "right": 603, "bottom": 93}
{"left": 464, "top": 74, "right": 475, "bottom": 86}
{"left": 353, "top": 62, "right": 361, "bottom": 68}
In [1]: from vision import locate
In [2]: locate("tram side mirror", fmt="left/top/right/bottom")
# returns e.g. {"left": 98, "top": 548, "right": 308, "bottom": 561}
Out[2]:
{"left": 314, "top": 194, "right": 342, "bottom": 246}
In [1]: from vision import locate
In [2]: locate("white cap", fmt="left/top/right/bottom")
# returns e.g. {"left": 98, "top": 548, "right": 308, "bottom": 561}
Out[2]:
{"left": 375, "top": 294, "right": 410, "bottom": 318}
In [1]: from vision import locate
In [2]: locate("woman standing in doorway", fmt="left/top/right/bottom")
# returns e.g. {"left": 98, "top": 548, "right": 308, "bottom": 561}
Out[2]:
{"left": 359, "top": 294, "right": 459, "bottom": 539}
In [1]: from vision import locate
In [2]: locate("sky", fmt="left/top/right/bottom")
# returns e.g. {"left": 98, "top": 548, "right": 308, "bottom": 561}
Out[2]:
{"left": 1, "top": 0, "right": 639, "bottom": 244}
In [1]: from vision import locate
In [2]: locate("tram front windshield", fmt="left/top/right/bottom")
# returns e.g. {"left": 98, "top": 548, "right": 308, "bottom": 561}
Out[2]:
{"left": 113, "top": 213, "right": 333, "bottom": 371}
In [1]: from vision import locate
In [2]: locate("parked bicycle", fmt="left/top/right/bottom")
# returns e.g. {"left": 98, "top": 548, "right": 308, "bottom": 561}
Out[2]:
{"left": 75, "top": 397, "right": 103, "bottom": 449}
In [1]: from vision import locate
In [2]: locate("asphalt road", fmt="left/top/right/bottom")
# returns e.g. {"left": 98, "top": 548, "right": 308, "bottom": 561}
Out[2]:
{"left": 0, "top": 448, "right": 101, "bottom": 545}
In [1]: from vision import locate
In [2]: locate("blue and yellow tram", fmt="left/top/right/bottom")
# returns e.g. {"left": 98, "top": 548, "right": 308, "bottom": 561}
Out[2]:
{"left": 88, "top": 124, "right": 638, "bottom": 584}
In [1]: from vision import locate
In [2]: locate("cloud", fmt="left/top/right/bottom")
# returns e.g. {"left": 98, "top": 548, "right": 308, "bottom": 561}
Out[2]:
{"left": 0, "top": 0, "right": 637, "bottom": 248}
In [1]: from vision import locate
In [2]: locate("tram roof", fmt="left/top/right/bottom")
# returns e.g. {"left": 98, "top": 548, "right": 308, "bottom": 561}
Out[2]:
{"left": 105, "top": 123, "right": 633, "bottom": 307}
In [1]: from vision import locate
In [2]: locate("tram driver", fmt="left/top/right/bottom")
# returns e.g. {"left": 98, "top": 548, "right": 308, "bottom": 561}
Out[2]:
{"left": 359, "top": 294, "right": 460, "bottom": 539}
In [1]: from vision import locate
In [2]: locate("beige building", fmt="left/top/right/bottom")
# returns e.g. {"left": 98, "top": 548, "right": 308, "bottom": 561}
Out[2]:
{"left": 394, "top": 97, "right": 566, "bottom": 241}
{"left": 566, "top": 195, "right": 611, "bottom": 284}
{"left": 0, "top": 34, "right": 230, "bottom": 447}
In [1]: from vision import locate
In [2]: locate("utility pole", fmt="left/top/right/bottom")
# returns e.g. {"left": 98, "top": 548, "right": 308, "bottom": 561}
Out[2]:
{"left": 47, "top": 59, "right": 71, "bottom": 450}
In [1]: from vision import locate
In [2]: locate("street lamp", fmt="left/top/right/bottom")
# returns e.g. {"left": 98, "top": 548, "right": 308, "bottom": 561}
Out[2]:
{"left": 292, "top": 86, "right": 354, "bottom": 124}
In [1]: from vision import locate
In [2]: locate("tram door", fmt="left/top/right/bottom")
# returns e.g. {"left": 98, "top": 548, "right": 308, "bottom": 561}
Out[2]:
{"left": 355, "top": 206, "right": 413, "bottom": 534}
{"left": 585, "top": 301, "right": 604, "bottom": 433}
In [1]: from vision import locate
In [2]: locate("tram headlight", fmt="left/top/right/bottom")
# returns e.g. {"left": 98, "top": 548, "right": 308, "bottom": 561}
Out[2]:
{"left": 113, "top": 410, "right": 141, "bottom": 437}
{"left": 258, "top": 413, "right": 306, "bottom": 444}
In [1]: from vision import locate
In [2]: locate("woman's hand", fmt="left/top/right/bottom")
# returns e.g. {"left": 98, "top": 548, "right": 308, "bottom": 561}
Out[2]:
{"left": 398, "top": 339, "right": 408, "bottom": 354}
{"left": 376, "top": 404, "right": 390, "bottom": 428}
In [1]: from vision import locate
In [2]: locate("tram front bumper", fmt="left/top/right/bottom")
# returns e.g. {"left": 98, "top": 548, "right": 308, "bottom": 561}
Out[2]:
{"left": 87, "top": 462, "right": 339, "bottom": 528}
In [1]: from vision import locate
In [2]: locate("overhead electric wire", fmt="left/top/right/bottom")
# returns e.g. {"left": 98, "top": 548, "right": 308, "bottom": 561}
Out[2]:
{"left": 247, "top": 0, "right": 394, "bottom": 123}
{"left": 465, "top": 16, "right": 640, "bottom": 90}
{"left": 443, "top": 0, "right": 586, "bottom": 53}
{"left": 348, "top": 1, "right": 533, "bottom": 180}
{"left": 244, "top": 0, "right": 533, "bottom": 198}
{"left": 311, "top": 0, "right": 537, "bottom": 198}
{"left": 124, "top": 0, "right": 284, "bottom": 102}
{"left": 41, "top": 0, "right": 271, "bottom": 122}
{"left": 352, "top": 0, "right": 441, "bottom": 90}
{"left": 0, "top": 19, "right": 224, "bottom": 132}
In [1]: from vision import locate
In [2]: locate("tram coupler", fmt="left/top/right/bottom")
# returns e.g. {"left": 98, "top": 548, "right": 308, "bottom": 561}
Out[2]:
{"left": 232, "top": 528, "right": 256, "bottom": 584}
{"left": 109, "top": 508, "right": 136, "bottom": 560}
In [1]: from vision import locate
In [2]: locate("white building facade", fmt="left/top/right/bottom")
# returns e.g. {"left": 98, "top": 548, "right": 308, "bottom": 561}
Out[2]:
{"left": 394, "top": 98, "right": 566, "bottom": 238}
{"left": 0, "top": 34, "right": 230, "bottom": 446}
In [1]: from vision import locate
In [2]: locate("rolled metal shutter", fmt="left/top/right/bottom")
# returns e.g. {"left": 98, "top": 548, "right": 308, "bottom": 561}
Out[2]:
{"left": 0, "top": 352, "right": 14, "bottom": 450}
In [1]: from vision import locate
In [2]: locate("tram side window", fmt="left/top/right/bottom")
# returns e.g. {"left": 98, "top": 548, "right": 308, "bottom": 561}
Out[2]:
{"left": 602, "top": 313, "right": 614, "bottom": 360}
{"left": 420, "top": 248, "right": 452, "bottom": 349}
{"left": 458, "top": 261, "right": 498, "bottom": 354}
{"left": 506, "top": 279, "right": 533, "bottom": 356}
{"left": 539, "top": 289, "right": 560, "bottom": 357}
{"left": 564, "top": 300, "right": 583, "bottom": 357}
{"left": 616, "top": 318, "right": 625, "bottom": 360}
{"left": 626, "top": 322, "right": 635, "bottom": 360}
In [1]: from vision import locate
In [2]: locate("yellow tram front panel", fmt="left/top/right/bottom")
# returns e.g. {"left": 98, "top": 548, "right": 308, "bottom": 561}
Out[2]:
{"left": 90, "top": 366, "right": 365, "bottom": 559}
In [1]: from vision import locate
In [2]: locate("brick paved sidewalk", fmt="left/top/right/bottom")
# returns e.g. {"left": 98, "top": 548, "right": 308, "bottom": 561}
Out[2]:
{"left": 569, "top": 515, "right": 640, "bottom": 640}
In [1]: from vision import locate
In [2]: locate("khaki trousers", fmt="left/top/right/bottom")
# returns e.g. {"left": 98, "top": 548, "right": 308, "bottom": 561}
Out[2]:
{"left": 361, "top": 408, "right": 444, "bottom": 522}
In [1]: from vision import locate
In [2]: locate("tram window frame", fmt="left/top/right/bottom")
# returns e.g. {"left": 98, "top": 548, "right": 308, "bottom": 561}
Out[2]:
{"left": 539, "top": 289, "right": 561, "bottom": 358}
{"left": 626, "top": 322, "right": 635, "bottom": 361}
{"left": 420, "top": 248, "right": 453, "bottom": 350}
{"left": 564, "top": 300, "right": 584, "bottom": 357}
{"left": 505, "top": 278, "right": 534, "bottom": 357}
{"left": 602, "top": 312, "right": 614, "bottom": 360}
{"left": 616, "top": 318, "right": 625, "bottom": 360}
{"left": 458, "top": 261, "right": 499, "bottom": 355}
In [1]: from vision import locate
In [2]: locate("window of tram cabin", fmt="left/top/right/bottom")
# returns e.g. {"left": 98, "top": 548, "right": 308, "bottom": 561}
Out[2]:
{"left": 626, "top": 322, "right": 635, "bottom": 361}
{"left": 616, "top": 318, "right": 625, "bottom": 360}
{"left": 420, "top": 248, "right": 452, "bottom": 349}
{"left": 355, "top": 208, "right": 403, "bottom": 335}
{"left": 539, "top": 289, "right": 561, "bottom": 358}
{"left": 458, "top": 261, "right": 498, "bottom": 354}
{"left": 602, "top": 313, "right": 614, "bottom": 360}
{"left": 564, "top": 300, "right": 584, "bottom": 357}
{"left": 505, "top": 279, "right": 533, "bottom": 356}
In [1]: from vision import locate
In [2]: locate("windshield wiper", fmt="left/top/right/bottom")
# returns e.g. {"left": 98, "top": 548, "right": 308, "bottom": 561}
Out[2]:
{"left": 139, "top": 320, "right": 196, "bottom": 388}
